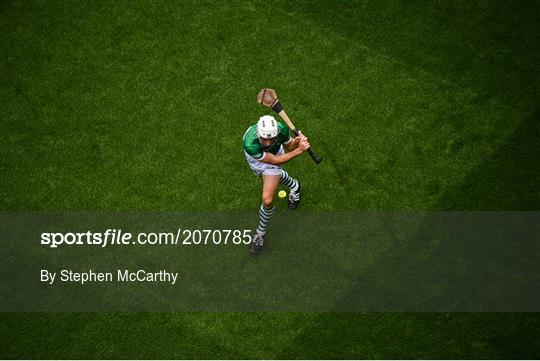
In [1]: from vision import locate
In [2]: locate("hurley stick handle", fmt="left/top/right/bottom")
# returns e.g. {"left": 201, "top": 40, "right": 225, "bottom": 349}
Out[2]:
{"left": 281, "top": 114, "right": 322, "bottom": 165}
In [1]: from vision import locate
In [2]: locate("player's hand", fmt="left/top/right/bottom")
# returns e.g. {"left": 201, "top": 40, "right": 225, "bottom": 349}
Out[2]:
{"left": 296, "top": 130, "right": 308, "bottom": 143}
{"left": 298, "top": 137, "right": 310, "bottom": 152}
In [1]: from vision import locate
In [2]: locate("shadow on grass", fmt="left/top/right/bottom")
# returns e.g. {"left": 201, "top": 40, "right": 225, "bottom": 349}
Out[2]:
{"left": 276, "top": 111, "right": 540, "bottom": 358}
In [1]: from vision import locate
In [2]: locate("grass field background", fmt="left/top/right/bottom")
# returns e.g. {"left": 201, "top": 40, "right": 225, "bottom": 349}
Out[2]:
{"left": 1, "top": 0, "right": 539, "bottom": 358}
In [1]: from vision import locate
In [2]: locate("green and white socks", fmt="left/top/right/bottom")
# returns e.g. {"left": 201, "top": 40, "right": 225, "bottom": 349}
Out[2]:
{"left": 256, "top": 203, "right": 276, "bottom": 237}
{"left": 280, "top": 170, "right": 300, "bottom": 201}
{"left": 256, "top": 171, "right": 300, "bottom": 237}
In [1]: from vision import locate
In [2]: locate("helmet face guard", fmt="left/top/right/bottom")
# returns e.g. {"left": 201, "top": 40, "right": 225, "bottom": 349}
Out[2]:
{"left": 258, "top": 135, "right": 278, "bottom": 148}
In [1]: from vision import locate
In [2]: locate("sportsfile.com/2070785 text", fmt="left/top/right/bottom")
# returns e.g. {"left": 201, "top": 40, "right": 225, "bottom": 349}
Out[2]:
{"left": 39, "top": 229, "right": 253, "bottom": 248}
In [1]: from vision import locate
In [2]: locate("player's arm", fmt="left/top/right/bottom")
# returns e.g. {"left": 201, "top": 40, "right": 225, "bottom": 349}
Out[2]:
{"left": 261, "top": 149, "right": 302, "bottom": 165}
{"left": 262, "top": 137, "right": 310, "bottom": 165}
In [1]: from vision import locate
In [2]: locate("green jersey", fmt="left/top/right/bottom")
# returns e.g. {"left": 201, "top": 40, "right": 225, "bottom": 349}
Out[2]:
{"left": 243, "top": 121, "right": 291, "bottom": 160}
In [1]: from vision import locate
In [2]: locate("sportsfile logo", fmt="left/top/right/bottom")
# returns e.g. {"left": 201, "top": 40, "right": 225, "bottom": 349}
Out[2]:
{"left": 41, "top": 229, "right": 134, "bottom": 248}
{"left": 40, "top": 229, "right": 253, "bottom": 248}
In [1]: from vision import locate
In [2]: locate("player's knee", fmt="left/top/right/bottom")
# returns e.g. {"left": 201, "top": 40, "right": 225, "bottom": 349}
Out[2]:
{"left": 262, "top": 195, "right": 273, "bottom": 208}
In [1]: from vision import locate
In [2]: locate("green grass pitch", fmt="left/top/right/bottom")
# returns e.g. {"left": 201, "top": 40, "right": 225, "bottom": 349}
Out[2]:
{"left": 1, "top": 0, "right": 539, "bottom": 358}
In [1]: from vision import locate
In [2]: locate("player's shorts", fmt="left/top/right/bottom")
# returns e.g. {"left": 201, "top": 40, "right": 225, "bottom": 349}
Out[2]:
{"left": 244, "top": 145, "right": 284, "bottom": 176}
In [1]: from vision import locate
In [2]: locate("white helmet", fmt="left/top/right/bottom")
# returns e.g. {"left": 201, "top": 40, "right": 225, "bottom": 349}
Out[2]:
{"left": 257, "top": 115, "right": 279, "bottom": 139}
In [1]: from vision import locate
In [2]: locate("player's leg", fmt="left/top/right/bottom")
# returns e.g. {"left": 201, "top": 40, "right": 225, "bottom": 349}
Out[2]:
{"left": 250, "top": 174, "right": 280, "bottom": 253}
{"left": 280, "top": 169, "right": 301, "bottom": 209}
